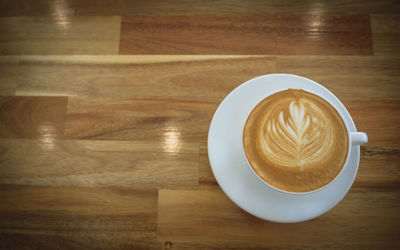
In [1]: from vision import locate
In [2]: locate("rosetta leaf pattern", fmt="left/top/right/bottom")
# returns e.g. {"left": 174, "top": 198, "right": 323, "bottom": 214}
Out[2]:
{"left": 261, "top": 100, "right": 333, "bottom": 169}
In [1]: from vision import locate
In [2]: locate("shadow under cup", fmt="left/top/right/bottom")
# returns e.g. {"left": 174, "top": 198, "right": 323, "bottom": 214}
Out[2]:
{"left": 241, "top": 88, "right": 368, "bottom": 195}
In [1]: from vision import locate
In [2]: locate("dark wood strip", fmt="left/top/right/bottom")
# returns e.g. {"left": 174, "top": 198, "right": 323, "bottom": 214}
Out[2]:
{"left": 120, "top": 15, "right": 372, "bottom": 55}
{"left": 372, "top": 14, "right": 400, "bottom": 56}
{"left": 276, "top": 56, "right": 400, "bottom": 101}
{"left": 124, "top": 0, "right": 400, "bottom": 15}
{"left": 0, "top": 185, "right": 160, "bottom": 249}
{"left": 1, "top": 0, "right": 399, "bottom": 17}
{"left": 355, "top": 146, "right": 400, "bottom": 188}
{"left": 0, "top": 231, "right": 160, "bottom": 250}
{"left": 346, "top": 101, "right": 400, "bottom": 146}
{"left": 0, "top": 185, "right": 158, "bottom": 231}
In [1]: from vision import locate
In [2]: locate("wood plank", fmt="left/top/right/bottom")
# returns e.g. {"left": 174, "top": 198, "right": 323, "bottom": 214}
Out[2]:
{"left": 356, "top": 146, "right": 400, "bottom": 188}
{"left": 0, "top": 185, "right": 157, "bottom": 230}
{"left": 0, "top": 58, "right": 16, "bottom": 95}
{"left": 0, "top": 0, "right": 124, "bottom": 17}
{"left": 0, "top": 139, "right": 198, "bottom": 189}
{"left": 0, "top": 96, "right": 67, "bottom": 139}
{"left": 276, "top": 56, "right": 400, "bottom": 101}
{"left": 1, "top": 0, "right": 399, "bottom": 16}
{"left": 157, "top": 188, "right": 400, "bottom": 249}
{"left": 64, "top": 97, "right": 217, "bottom": 143}
{"left": 124, "top": 0, "right": 400, "bottom": 15}
{"left": 198, "top": 145, "right": 216, "bottom": 185}
{"left": 9, "top": 56, "right": 275, "bottom": 98}
{"left": 371, "top": 14, "right": 400, "bottom": 56}
{"left": 345, "top": 101, "right": 400, "bottom": 146}
{"left": 0, "top": 231, "right": 160, "bottom": 250}
{"left": 120, "top": 15, "right": 372, "bottom": 55}
{"left": 0, "top": 85, "right": 14, "bottom": 96}
{"left": 0, "top": 185, "right": 159, "bottom": 249}
{"left": 0, "top": 16, "right": 121, "bottom": 55}
{"left": 161, "top": 241, "right": 277, "bottom": 250}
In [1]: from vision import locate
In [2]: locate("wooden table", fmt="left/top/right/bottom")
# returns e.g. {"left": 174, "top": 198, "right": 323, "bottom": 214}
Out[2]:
{"left": 0, "top": 1, "right": 399, "bottom": 249}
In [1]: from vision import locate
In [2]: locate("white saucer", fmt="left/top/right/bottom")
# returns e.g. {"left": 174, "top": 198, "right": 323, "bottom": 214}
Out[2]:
{"left": 207, "top": 74, "right": 360, "bottom": 223}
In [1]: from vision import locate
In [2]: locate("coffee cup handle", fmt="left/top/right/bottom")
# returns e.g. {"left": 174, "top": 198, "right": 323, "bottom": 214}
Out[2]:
{"left": 350, "top": 132, "right": 368, "bottom": 146}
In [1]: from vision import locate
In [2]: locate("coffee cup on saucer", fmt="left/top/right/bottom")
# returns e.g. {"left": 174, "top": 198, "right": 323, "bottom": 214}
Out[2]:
{"left": 241, "top": 88, "right": 367, "bottom": 194}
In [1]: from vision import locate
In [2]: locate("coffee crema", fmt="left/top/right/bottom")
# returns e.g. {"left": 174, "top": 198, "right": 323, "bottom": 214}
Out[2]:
{"left": 243, "top": 89, "right": 349, "bottom": 192}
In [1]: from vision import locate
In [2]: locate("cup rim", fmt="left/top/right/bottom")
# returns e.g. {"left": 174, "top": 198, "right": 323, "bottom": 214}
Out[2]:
{"left": 241, "top": 87, "right": 352, "bottom": 195}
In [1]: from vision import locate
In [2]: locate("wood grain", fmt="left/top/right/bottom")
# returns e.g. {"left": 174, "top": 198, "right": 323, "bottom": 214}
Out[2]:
{"left": 0, "top": 57, "right": 18, "bottom": 96}
{"left": 7, "top": 56, "right": 275, "bottom": 98}
{"left": 0, "top": 59, "right": 16, "bottom": 95}
{"left": 0, "top": 231, "right": 160, "bottom": 250}
{"left": 346, "top": 101, "right": 400, "bottom": 146}
{"left": 0, "top": 96, "right": 67, "bottom": 139}
{"left": 0, "top": 139, "right": 198, "bottom": 189}
{"left": 0, "top": 16, "right": 121, "bottom": 55}
{"left": 124, "top": 0, "right": 400, "bottom": 15}
{"left": 1, "top": 0, "right": 399, "bottom": 16}
{"left": 157, "top": 188, "right": 400, "bottom": 249}
{"left": 64, "top": 97, "right": 217, "bottom": 143}
{"left": 0, "top": 185, "right": 160, "bottom": 249}
{"left": 120, "top": 15, "right": 372, "bottom": 55}
{"left": 0, "top": 0, "right": 124, "bottom": 17}
{"left": 199, "top": 145, "right": 216, "bottom": 185}
{"left": 0, "top": 85, "right": 14, "bottom": 96}
{"left": 356, "top": 146, "right": 400, "bottom": 188}
{"left": 371, "top": 14, "right": 400, "bottom": 56}
{"left": 277, "top": 56, "right": 400, "bottom": 100}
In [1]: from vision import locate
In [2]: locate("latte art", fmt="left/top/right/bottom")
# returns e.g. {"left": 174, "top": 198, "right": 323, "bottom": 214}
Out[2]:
{"left": 243, "top": 89, "right": 349, "bottom": 192}
{"left": 261, "top": 99, "right": 334, "bottom": 170}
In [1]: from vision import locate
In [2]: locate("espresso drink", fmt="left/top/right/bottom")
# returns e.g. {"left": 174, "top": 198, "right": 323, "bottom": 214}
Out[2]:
{"left": 243, "top": 89, "right": 348, "bottom": 192}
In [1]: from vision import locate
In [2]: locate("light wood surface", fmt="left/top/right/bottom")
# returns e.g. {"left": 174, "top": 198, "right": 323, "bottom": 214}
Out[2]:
{"left": 0, "top": 16, "right": 121, "bottom": 54}
{"left": 65, "top": 97, "right": 217, "bottom": 144}
{"left": 0, "top": 1, "right": 399, "bottom": 249}
{"left": 0, "top": 96, "right": 67, "bottom": 138}
{"left": 3, "top": 55, "right": 275, "bottom": 98}
{"left": 0, "top": 139, "right": 199, "bottom": 188}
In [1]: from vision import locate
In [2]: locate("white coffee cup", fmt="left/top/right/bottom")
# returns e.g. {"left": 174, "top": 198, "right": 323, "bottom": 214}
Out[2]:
{"left": 240, "top": 78, "right": 368, "bottom": 195}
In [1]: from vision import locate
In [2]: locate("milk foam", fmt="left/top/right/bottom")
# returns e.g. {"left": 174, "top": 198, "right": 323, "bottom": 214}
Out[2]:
{"left": 259, "top": 98, "right": 334, "bottom": 170}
